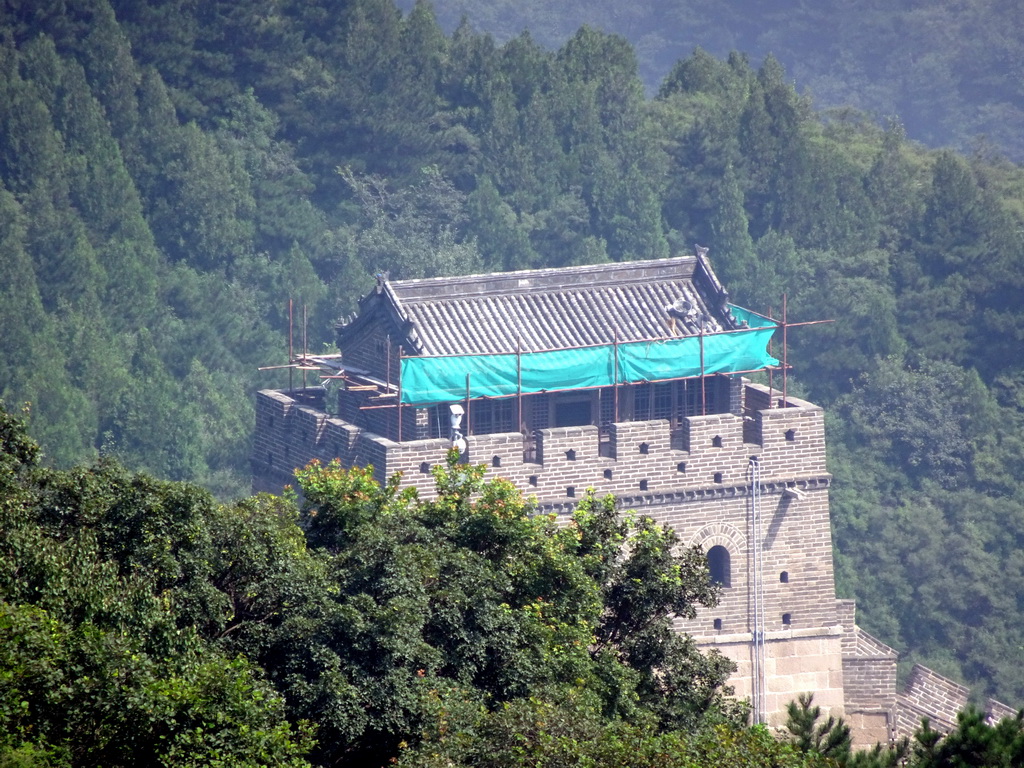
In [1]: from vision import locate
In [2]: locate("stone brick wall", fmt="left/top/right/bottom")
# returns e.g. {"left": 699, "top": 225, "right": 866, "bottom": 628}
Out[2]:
{"left": 338, "top": 314, "right": 402, "bottom": 384}
{"left": 834, "top": 611, "right": 1020, "bottom": 747}
{"left": 887, "top": 664, "right": 1018, "bottom": 742}
{"left": 843, "top": 630, "right": 898, "bottom": 712}
{"left": 252, "top": 382, "right": 829, "bottom": 504}
{"left": 837, "top": 601, "right": 899, "bottom": 713}
{"left": 837, "top": 600, "right": 857, "bottom": 655}
{"left": 253, "top": 382, "right": 840, "bottom": 643}
{"left": 706, "top": 630, "right": 846, "bottom": 725}
{"left": 249, "top": 379, "right": 1017, "bottom": 738}
{"left": 656, "top": 484, "right": 839, "bottom": 637}
{"left": 985, "top": 699, "right": 1018, "bottom": 724}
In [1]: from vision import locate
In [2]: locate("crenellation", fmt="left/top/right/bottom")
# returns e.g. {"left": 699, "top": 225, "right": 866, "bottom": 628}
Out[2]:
{"left": 254, "top": 385, "right": 845, "bottom": 508}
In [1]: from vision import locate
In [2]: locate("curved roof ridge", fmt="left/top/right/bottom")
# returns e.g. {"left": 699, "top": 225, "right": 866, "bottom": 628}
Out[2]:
{"left": 338, "top": 251, "right": 737, "bottom": 357}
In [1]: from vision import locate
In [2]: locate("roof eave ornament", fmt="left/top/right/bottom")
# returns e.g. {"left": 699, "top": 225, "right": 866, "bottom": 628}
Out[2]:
{"left": 694, "top": 244, "right": 733, "bottom": 322}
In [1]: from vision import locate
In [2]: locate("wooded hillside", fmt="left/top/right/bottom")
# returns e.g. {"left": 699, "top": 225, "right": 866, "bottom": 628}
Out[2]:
{"left": 408, "top": 0, "right": 1024, "bottom": 162}
{"left": 2, "top": 0, "right": 1023, "bottom": 719}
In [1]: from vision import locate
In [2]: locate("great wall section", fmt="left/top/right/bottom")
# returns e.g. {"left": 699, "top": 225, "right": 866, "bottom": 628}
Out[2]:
{"left": 252, "top": 380, "right": 1013, "bottom": 746}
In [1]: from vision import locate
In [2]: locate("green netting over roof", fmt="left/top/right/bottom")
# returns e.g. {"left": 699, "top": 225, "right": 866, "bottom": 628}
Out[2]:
{"left": 399, "top": 305, "right": 779, "bottom": 406}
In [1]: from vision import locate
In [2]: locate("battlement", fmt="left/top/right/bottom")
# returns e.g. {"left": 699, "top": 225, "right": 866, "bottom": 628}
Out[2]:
{"left": 251, "top": 381, "right": 827, "bottom": 503}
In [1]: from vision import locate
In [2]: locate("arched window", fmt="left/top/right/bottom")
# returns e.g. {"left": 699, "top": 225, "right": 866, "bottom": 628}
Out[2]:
{"left": 708, "top": 545, "right": 731, "bottom": 587}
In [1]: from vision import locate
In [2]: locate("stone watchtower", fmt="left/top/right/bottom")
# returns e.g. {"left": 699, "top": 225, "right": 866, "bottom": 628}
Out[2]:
{"left": 252, "top": 252, "right": 1005, "bottom": 740}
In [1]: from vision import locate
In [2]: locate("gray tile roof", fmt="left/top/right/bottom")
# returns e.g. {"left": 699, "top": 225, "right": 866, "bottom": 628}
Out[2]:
{"left": 340, "top": 254, "right": 740, "bottom": 357}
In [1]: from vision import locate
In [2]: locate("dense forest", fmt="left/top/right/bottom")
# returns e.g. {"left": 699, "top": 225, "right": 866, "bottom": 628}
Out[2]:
{"left": 1, "top": 0, "right": 1024, "bottom": 750}
{"left": 406, "top": 0, "right": 1024, "bottom": 162}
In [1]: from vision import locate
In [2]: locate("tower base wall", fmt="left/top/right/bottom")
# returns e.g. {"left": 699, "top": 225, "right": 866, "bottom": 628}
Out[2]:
{"left": 697, "top": 628, "right": 846, "bottom": 726}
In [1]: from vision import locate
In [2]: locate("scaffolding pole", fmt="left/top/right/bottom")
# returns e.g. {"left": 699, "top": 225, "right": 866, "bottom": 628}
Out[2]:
{"left": 302, "top": 304, "right": 308, "bottom": 390}
{"left": 613, "top": 330, "right": 620, "bottom": 422}
{"left": 782, "top": 294, "right": 788, "bottom": 407}
{"left": 516, "top": 337, "right": 523, "bottom": 432}
{"left": 767, "top": 306, "right": 774, "bottom": 407}
{"left": 699, "top": 329, "right": 706, "bottom": 416}
{"left": 749, "top": 455, "right": 767, "bottom": 724}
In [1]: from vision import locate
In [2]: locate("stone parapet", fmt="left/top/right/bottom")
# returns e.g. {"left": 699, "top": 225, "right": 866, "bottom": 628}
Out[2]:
{"left": 888, "top": 664, "right": 1018, "bottom": 742}
{"left": 842, "top": 629, "right": 898, "bottom": 712}
{"left": 251, "top": 382, "right": 828, "bottom": 505}
{"left": 895, "top": 665, "right": 969, "bottom": 736}
{"left": 985, "top": 699, "right": 1018, "bottom": 724}
{"left": 699, "top": 627, "right": 846, "bottom": 726}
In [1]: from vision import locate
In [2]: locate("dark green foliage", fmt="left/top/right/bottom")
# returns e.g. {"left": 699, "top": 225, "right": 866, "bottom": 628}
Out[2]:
{"left": 786, "top": 693, "right": 852, "bottom": 762}
{"left": 0, "top": 407, "right": 763, "bottom": 765}
{"left": 340, "top": 165, "right": 482, "bottom": 279}
{"left": 285, "top": 455, "right": 738, "bottom": 763}
{"left": 784, "top": 693, "right": 910, "bottom": 768}
{"left": 0, "top": 406, "right": 314, "bottom": 767}
{"left": 916, "top": 708, "right": 1024, "bottom": 768}
{"left": 412, "top": 0, "right": 1024, "bottom": 163}
{"left": 398, "top": 698, "right": 830, "bottom": 767}
{"left": 834, "top": 358, "right": 995, "bottom": 491}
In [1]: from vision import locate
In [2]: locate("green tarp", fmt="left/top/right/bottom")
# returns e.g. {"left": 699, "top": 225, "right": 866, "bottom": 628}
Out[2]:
{"left": 399, "top": 305, "right": 779, "bottom": 405}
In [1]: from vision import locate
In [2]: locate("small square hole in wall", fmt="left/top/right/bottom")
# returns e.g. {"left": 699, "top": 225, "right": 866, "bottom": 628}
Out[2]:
{"left": 565, "top": 449, "right": 576, "bottom": 461}
{"left": 268, "top": 416, "right": 275, "bottom": 429}
{"left": 780, "top": 571, "right": 789, "bottom": 583}
{"left": 420, "top": 462, "right": 431, "bottom": 474}
{"left": 529, "top": 475, "right": 538, "bottom": 486}
{"left": 604, "top": 468, "right": 613, "bottom": 480}
{"left": 677, "top": 462, "right": 687, "bottom": 473}
{"left": 782, "top": 613, "right": 792, "bottom": 626}
{"left": 712, "top": 435, "right": 723, "bottom": 447}
{"left": 639, "top": 442, "right": 649, "bottom": 455}
{"left": 639, "top": 479, "right": 649, "bottom": 491}
{"left": 785, "top": 429, "right": 796, "bottom": 442}
{"left": 492, "top": 455, "right": 501, "bottom": 467}
{"left": 713, "top": 472, "right": 723, "bottom": 484}
{"left": 713, "top": 618, "right": 723, "bottom": 631}
{"left": 566, "top": 486, "right": 575, "bottom": 498}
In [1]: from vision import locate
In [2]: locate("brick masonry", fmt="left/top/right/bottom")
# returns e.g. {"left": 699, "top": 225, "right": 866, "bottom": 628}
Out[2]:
{"left": 250, "top": 379, "right": 1016, "bottom": 746}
